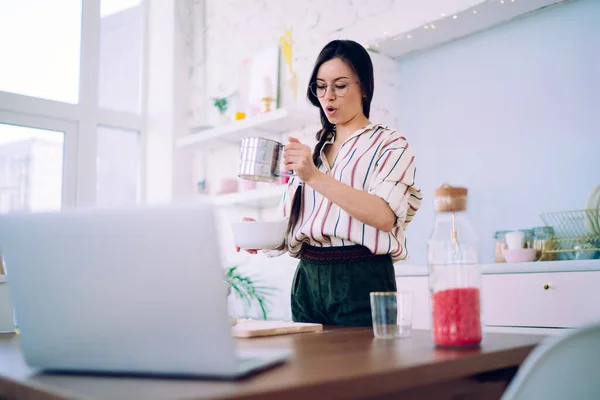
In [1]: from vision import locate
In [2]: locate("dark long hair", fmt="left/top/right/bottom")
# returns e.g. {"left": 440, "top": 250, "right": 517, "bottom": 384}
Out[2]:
{"left": 286, "top": 40, "right": 375, "bottom": 238}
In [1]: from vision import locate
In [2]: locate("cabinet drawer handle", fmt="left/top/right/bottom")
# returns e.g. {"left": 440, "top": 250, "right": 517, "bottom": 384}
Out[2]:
{"left": 543, "top": 284, "right": 550, "bottom": 290}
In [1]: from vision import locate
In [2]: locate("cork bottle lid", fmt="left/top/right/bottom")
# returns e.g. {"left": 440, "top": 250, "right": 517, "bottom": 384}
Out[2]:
{"left": 435, "top": 184, "right": 468, "bottom": 197}
{"left": 434, "top": 184, "right": 468, "bottom": 212}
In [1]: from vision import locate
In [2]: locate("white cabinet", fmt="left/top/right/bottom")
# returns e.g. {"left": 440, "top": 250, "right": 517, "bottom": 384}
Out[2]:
{"left": 482, "top": 271, "right": 600, "bottom": 329}
{"left": 396, "top": 276, "right": 431, "bottom": 330}
{"left": 396, "top": 270, "right": 600, "bottom": 334}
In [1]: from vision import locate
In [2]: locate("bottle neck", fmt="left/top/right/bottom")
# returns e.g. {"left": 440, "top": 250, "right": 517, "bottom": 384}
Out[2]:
{"left": 434, "top": 210, "right": 469, "bottom": 222}
{"left": 430, "top": 209, "right": 477, "bottom": 245}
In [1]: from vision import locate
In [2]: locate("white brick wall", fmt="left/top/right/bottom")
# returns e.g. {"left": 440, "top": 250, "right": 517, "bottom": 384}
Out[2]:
{"left": 189, "top": 0, "right": 486, "bottom": 125}
{"left": 190, "top": 0, "right": 407, "bottom": 127}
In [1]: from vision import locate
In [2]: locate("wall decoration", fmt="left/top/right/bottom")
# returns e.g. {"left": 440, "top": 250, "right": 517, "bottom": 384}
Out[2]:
{"left": 279, "top": 26, "right": 298, "bottom": 104}
{"left": 238, "top": 47, "right": 280, "bottom": 116}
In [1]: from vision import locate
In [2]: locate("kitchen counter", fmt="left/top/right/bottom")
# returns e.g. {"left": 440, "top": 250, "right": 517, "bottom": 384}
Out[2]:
{"left": 0, "top": 328, "right": 546, "bottom": 400}
{"left": 394, "top": 258, "right": 600, "bottom": 277}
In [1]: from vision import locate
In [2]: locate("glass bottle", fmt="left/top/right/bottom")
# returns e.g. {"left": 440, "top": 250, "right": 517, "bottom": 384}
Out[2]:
{"left": 494, "top": 230, "right": 509, "bottom": 263}
{"left": 532, "top": 226, "right": 556, "bottom": 261}
{"left": 428, "top": 184, "right": 483, "bottom": 348}
{"left": 519, "top": 229, "right": 534, "bottom": 249}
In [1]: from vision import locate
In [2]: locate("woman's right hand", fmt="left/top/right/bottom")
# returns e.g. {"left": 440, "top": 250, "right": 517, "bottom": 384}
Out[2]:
{"left": 235, "top": 217, "right": 258, "bottom": 254}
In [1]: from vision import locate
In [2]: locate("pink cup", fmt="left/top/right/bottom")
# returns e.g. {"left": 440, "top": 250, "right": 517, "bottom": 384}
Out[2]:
{"left": 218, "top": 179, "right": 238, "bottom": 194}
{"left": 240, "top": 180, "right": 257, "bottom": 191}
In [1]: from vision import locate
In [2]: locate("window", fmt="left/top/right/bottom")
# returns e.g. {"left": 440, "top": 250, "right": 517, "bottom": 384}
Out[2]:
{"left": 101, "top": 0, "right": 141, "bottom": 17}
{"left": 99, "top": 0, "right": 143, "bottom": 113}
{"left": 0, "top": 123, "right": 64, "bottom": 213}
{"left": 96, "top": 126, "right": 140, "bottom": 206}
{"left": 0, "top": 0, "right": 82, "bottom": 103}
{"left": 0, "top": 0, "right": 146, "bottom": 209}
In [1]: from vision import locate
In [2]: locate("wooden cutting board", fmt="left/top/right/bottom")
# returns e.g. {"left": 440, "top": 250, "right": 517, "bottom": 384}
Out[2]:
{"left": 232, "top": 320, "right": 323, "bottom": 338}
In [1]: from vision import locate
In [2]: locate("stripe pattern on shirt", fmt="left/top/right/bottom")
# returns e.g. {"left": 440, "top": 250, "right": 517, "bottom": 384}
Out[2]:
{"left": 267, "top": 124, "right": 422, "bottom": 263}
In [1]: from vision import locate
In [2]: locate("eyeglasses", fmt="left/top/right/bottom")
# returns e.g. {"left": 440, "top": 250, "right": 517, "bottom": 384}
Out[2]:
{"left": 309, "top": 81, "right": 359, "bottom": 98}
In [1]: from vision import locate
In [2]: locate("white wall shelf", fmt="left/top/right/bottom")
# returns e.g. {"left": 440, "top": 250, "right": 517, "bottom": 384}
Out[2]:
{"left": 211, "top": 185, "right": 285, "bottom": 208}
{"left": 177, "top": 107, "right": 319, "bottom": 151}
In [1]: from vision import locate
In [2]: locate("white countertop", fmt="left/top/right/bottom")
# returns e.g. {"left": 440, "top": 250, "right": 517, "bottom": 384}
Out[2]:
{"left": 394, "top": 259, "right": 600, "bottom": 277}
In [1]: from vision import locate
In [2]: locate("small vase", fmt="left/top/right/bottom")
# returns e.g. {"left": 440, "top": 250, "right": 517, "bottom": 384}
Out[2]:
{"left": 219, "top": 114, "right": 231, "bottom": 126}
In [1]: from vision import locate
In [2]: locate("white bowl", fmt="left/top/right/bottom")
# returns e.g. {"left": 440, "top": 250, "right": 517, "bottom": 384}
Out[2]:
{"left": 231, "top": 219, "right": 287, "bottom": 250}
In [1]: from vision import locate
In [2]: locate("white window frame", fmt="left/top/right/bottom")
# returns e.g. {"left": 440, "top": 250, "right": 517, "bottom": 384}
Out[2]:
{"left": 0, "top": 0, "right": 147, "bottom": 209}
{"left": 0, "top": 110, "right": 78, "bottom": 209}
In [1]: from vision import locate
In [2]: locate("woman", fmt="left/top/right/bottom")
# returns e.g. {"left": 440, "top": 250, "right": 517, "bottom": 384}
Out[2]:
{"left": 237, "top": 39, "right": 422, "bottom": 326}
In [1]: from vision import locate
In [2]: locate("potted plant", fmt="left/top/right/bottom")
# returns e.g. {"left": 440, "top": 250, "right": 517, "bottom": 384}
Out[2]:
{"left": 213, "top": 97, "right": 228, "bottom": 114}
{"left": 225, "top": 266, "right": 277, "bottom": 320}
{"left": 212, "top": 92, "right": 236, "bottom": 125}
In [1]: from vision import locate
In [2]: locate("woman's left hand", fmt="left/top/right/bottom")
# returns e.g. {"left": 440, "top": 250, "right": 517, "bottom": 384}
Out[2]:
{"left": 283, "top": 137, "right": 320, "bottom": 183}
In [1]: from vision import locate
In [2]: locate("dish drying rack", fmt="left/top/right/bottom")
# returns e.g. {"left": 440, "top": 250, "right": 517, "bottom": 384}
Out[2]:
{"left": 539, "top": 209, "right": 600, "bottom": 260}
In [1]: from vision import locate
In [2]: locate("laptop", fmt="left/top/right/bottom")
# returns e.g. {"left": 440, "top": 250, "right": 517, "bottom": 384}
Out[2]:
{"left": 0, "top": 202, "right": 291, "bottom": 379}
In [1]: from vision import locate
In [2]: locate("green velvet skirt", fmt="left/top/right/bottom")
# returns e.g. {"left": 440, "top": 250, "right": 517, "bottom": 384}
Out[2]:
{"left": 291, "top": 244, "right": 397, "bottom": 327}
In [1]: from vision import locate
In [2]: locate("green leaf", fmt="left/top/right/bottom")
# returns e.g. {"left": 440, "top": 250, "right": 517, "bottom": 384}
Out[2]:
{"left": 224, "top": 265, "right": 278, "bottom": 320}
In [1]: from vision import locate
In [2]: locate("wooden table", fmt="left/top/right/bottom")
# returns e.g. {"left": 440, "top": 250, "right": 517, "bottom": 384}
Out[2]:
{"left": 0, "top": 327, "right": 546, "bottom": 400}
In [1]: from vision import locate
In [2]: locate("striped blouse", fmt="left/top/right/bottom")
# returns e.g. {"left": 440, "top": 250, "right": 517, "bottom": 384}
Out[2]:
{"left": 265, "top": 123, "right": 422, "bottom": 263}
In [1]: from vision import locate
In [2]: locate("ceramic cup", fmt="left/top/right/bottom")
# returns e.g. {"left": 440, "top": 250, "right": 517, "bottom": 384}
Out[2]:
{"left": 505, "top": 231, "right": 525, "bottom": 250}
